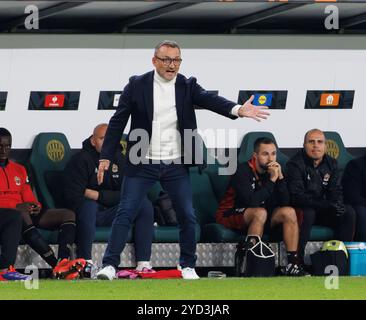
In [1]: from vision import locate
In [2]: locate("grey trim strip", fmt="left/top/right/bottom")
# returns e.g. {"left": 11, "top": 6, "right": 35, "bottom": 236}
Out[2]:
{"left": 1, "top": 34, "right": 366, "bottom": 49}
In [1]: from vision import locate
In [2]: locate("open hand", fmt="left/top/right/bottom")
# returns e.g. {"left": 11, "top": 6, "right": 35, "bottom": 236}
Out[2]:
{"left": 238, "top": 95, "right": 270, "bottom": 122}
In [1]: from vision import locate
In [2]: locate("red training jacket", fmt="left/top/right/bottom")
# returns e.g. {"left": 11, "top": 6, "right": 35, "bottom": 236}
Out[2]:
{"left": 0, "top": 160, "right": 41, "bottom": 209}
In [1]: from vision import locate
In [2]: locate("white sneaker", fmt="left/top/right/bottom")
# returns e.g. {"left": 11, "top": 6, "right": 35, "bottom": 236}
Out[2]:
{"left": 181, "top": 267, "right": 200, "bottom": 280}
{"left": 96, "top": 265, "right": 116, "bottom": 280}
{"left": 136, "top": 261, "right": 152, "bottom": 271}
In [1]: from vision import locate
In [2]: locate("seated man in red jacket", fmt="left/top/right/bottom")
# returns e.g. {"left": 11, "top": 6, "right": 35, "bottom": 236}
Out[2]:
{"left": 0, "top": 127, "right": 85, "bottom": 279}
{"left": 216, "top": 137, "right": 306, "bottom": 276}
{"left": 0, "top": 208, "right": 32, "bottom": 281}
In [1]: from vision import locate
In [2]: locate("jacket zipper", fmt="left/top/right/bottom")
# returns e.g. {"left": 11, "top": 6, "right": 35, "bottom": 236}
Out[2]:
{"left": 1, "top": 167, "right": 10, "bottom": 189}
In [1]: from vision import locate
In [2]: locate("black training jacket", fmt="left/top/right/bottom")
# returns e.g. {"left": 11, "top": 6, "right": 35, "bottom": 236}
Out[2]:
{"left": 230, "top": 162, "right": 290, "bottom": 210}
{"left": 342, "top": 155, "right": 366, "bottom": 206}
{"left": 286, "top": 150, "right": 343, "bottom": 209}
{"left": 63, "top": 137, "right": 125, "bottom": 211}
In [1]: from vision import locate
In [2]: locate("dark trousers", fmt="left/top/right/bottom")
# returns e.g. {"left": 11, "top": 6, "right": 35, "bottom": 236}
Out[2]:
{"left": 75, "top": 197, "right": 154, "bottom": 261}
{"left": 352, "top": 205, "right": 366, "bottom": 241}
{"left": 103, "top": 162, "right": 197, "bottom": 269}
{"left": 298, "top": 205, "right": 356, "bottom": 258}
{"left": 0, "top": 209, "right": 22, "bottom": 269}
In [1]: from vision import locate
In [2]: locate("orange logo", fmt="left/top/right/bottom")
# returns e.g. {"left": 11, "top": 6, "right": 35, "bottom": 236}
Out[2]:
{"left": 320, "top": 93, "right": 340, "bottom": 107}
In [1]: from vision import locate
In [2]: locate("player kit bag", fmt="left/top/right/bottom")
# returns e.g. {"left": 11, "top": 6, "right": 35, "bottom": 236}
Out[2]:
{"left": 234, "top": 235, "right": 275, "bottom": 277}
{"left": 310, "top": 240, "right": 349, "bottom": 276}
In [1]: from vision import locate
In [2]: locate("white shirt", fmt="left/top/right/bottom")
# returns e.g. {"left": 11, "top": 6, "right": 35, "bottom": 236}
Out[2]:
{"left": 146, "top": 71, "right": 241, "bottom": 160}
{"left": 147, "top": 72, "right": 181, "bottom": 160}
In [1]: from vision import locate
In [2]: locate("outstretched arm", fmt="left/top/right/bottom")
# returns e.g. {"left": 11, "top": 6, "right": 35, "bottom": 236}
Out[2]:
{"left": 237, "top": 95, "right": 270, "bottom": 122}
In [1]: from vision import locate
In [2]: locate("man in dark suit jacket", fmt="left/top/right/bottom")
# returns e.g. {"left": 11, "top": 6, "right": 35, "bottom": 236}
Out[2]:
{"left": 96, "top": 40, "right": 269, "bottom": 280}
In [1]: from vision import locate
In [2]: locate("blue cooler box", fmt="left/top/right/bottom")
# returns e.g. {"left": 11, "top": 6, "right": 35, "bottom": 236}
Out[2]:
{"left": 345, "top": 242, "right": 366, "bottom": 276}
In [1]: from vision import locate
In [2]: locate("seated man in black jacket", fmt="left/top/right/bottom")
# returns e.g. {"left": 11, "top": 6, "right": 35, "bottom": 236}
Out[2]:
{"left": 216, "top": 137, "right": 305, "bottom": 276}
{"left": 342, "top": 154, "right": 366, "bottom": 241}
{"left": 64, "top": 124, "right": 154, "bottom": 275}
{"left": 286, "top": 129, "right": 355, "bottom": 263}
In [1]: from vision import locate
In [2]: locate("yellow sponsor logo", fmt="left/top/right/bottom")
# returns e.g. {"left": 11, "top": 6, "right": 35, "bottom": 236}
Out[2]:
{"left": 46, "top": 140, "right": 65, "bottom": 162}
{"left": 258, "top": 95, "right": 267, "bottom": 105}
{"left": 325, "top": 139, "right": 339, "bottom": 159}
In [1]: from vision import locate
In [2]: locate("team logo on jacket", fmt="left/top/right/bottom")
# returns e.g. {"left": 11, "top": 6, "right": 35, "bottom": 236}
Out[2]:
{"left": 14, "top": 176, "right": 21, "bottom": 186}
{"left": 251, "top": 178, "right": 256, "bottom": 190}
{"left": 323, "top": 173, "right": 331, "bottom": 186}
{"left": 112, "top": 164, "right": 118, "bottom": 173}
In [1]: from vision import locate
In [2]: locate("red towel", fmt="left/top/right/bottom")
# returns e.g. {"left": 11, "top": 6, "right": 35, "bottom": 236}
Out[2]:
{"left": 139, "top": 270, "right": 182, "bottom": 279}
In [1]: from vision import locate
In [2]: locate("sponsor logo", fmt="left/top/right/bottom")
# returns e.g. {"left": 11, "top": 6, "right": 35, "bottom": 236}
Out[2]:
{"left": 253, "top": 93, "right": 273, "bottom": 106}
{"left": 320, "top": 93, "right": 340, "bottom": 107}
{"left": 45, "top": 94, "right": 65, "bottom": 108}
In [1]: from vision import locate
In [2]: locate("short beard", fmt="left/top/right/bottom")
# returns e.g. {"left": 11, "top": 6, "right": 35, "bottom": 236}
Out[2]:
{"left": 258, "top": 163, "right": 268, "bottom": 171}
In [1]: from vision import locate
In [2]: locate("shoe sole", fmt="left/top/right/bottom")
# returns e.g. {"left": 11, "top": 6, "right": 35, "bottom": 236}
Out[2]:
{"left": 96, "top": 274, "right": 114, "bottom": 280}
{"left": 53, "top": 262, "right": 85, "bottom": 280}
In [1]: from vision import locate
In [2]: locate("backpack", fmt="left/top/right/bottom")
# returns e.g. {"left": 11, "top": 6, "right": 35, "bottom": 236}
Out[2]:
{"left": 310, "top": 240, "right": 349, "bottom": 276}
{"left": 234, "top": 235, "right": 275, "bottom": 277}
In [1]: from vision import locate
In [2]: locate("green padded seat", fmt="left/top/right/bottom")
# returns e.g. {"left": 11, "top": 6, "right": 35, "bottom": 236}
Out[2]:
{"left": 38, "top": 227, "right": 133, "bottom": 244}
{"left": 324, "top": 131, "right": 354, "bottom": 171}
{"left": 29, "top": 132, "right": 72, "bottom": 209}
{"left": 37, "top": 225, "right": 199, "bottom": 244}
{"left": 153, "top": 225, "right": 201, "bottom": 243}
{"left": 309, "top": 226, "right": 334, "bottom": 241}
{"left": 202, "top": 223, "right": 333, "bottom": 243}
{"left": 93, "top": 227, "right": 133, "bottom": 243}
{"left": 238, "top": 131, "right": 289, "bottom": 167}
{"left": 189, "top": 168, "right": 218, "bottom": 226}
{"left": 205, "top": 161, "right": 230, "bottom": 202}
{"left": 201, "top": 223, "right": 242, "bottom": 242}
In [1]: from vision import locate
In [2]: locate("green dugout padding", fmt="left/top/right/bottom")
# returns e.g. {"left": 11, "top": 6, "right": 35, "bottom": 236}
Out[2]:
{"left": 238, "top": 131, "right": 289, "bottom": 166}
{"left": 29, "top": 132, "right": 72, "bottom": 209}
{"left": 32, "top": 131, "right": 338, "bottom": 245}
{"left": 39, "top": 225, "right": 202, "bottom": 244}
{"left": 324, "top": 131, "right": 354, "bottom": 171}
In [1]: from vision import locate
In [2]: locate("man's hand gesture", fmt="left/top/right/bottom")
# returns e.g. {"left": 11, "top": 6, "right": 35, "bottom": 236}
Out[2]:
{"left": 238, "top": 95, "right": 270, "bottom": 122}
{"left": 97, "top": 160, "right": 110, "bottom": 185}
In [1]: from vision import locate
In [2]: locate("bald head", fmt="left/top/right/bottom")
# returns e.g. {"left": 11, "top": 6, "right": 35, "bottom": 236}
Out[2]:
{"left": 91, "top": 123, "right": 108, "bottom": 153}
{"left": 303, "top": 128, "right": 326, "bottom": 164}
{"left": 304, "top": 129, "right": 325, "bottom": 144}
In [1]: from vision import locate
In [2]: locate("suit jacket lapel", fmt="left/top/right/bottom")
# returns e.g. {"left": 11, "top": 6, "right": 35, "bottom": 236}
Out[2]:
{"left": 175, "top": 74, "right": 185, "bottom": 129}
{"left": 143, "top": 71, "right": 154, "bottom": 124}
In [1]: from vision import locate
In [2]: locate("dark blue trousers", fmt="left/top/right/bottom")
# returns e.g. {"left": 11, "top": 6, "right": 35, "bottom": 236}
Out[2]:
{"left": 353, "top": 205, "right": 366, "bottom": 241}
{"left": 102, "top": 162, "right": 197, "bottom": 269}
